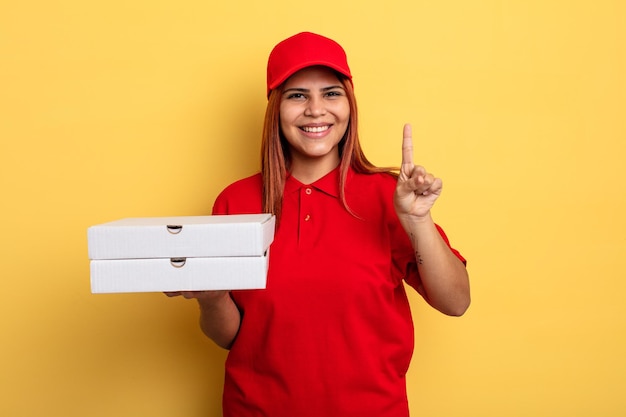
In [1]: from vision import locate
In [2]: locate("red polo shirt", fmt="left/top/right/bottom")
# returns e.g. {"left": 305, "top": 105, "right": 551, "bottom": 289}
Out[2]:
{"left": 212, "top": 167, "right": 465, "bottom": 417}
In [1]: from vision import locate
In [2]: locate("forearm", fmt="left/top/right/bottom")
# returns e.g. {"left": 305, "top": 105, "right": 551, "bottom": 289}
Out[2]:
{"left": 197, "top": 292, "right": 241, "bottom": 349}
{"left": 401, "top": 213, "right": 470, "bottom": 316}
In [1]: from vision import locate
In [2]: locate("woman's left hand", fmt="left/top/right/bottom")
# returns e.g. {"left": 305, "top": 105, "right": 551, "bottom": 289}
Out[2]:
{"left": 394, "top": 123, "right": 443, "bottom": 219}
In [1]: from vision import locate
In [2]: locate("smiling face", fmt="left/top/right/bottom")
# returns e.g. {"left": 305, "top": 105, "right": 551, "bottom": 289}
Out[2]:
{"left": 279, "top": 66, "right": 350, "bottom": 180}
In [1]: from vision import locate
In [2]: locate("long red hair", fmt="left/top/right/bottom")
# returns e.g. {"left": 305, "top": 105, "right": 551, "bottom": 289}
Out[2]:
{"left": 261, "top": 73, "right": 395, "bottom": 220}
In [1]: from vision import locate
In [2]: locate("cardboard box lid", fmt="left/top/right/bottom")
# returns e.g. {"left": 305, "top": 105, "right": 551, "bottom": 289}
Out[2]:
{"left": 88, "top": 214, "right": 275, "bottom": 260}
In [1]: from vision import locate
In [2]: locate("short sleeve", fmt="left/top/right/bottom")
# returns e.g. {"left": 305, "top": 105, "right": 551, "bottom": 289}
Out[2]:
{"left": 211, "top": 173, "right": 263, "bottom": 215}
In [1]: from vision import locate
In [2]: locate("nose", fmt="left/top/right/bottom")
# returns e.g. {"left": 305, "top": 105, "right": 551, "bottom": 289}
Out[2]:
{"left": 304, "top": 96, "right": 326, "bottom": 117}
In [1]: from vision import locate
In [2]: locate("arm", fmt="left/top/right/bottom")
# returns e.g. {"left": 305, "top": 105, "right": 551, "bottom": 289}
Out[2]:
{"left": 394, "top": 124, "right": 470, "bottom": 316}
{"left": 400, "top": 213, "right": 470, "bottom": 316}
{"left": 165, "top": 291, "right": 241, "bottom": 349}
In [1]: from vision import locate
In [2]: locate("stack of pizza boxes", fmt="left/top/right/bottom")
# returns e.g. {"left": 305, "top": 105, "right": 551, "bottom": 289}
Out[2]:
{"left": 87, "top": 214, "right": 275, "bottom": 293}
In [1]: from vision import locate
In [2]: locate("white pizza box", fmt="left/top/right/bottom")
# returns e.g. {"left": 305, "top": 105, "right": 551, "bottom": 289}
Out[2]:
{"left": 88, "top": 214, "right": 275, "bottom": 260}
{"left": 90, "top": 253, "right": 269, "bottom": 293}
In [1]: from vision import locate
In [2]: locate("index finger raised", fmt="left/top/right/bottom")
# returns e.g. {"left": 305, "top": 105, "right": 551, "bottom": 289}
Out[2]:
{"left": 402, "top": 123, "right": 414, "bottom": 168}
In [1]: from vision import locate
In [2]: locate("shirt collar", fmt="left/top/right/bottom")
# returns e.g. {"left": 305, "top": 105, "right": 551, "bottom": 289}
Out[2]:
{"left": 285, "top": 165, "right": 353, "bottom": 198}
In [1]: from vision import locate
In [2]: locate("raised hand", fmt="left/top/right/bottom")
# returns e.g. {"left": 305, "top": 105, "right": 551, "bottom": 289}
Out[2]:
{"left": 394, "top": 123, "right": 443, "bottom": 220}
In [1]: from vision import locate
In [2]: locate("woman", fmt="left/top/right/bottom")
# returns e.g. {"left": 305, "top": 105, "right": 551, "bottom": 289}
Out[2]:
{"left": 168, "top": 32, "right": 470, "bottom": 417}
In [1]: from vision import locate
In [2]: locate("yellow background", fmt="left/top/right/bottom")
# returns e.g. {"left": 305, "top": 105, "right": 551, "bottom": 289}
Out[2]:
{"left": 1, "top": 0, "right": 625, "bottom": 416}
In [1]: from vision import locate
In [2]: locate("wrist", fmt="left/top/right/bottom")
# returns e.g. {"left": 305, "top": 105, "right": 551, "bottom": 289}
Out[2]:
{"left": 398, "top": 211, "right": 433, "bottom": 227}
{"left": 196, "top": 291, "right": 231, "bottom": 311}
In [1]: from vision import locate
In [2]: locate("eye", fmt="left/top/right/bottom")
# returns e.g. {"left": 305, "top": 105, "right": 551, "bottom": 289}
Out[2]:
{"left": 286, "top": 92, "right": 306, "bottom": 100}
{"left": 325, "top": 90, "right": 344, "bottom": 98}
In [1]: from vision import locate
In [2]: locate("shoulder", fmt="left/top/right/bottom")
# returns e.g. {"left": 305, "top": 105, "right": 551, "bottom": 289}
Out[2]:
{"left": 348, "top": 170, "right": 398, "bottom": 196}
{"left": 344, "top": 170, "right": 398, "bottom": 219}
{"left": 212, "top": 173, "right": 263, "bottom": 215}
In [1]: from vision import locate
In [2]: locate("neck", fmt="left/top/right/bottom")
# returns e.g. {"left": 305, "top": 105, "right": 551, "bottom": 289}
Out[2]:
{"left": 289, "top": 153, "right": 340, "bottom": 184}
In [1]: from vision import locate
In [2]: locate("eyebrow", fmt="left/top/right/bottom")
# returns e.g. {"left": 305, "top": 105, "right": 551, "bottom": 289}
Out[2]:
{"left": 283, "top": 85, "right": 345, "bottom": 94}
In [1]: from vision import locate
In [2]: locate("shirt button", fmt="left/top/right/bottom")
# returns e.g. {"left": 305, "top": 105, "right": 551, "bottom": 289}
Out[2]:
{"left": 305, "top": 188, "right": 312, "bottom": 195}
{"left": 304, "top": 214, "right": 311, "bottom": 221}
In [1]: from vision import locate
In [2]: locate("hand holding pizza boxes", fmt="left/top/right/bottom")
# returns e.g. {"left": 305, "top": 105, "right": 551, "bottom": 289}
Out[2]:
{"left": 87, "top": 214, "right": 275, "bottom": 293}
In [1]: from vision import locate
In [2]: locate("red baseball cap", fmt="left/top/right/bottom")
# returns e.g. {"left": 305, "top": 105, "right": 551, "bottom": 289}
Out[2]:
{"left": 266, "top": 32, "right": 352, "bottom": 97}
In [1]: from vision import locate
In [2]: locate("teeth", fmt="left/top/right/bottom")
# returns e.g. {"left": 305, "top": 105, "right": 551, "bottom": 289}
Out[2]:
{"left": 302, "top": 125, "right": 329, "bottom": 133}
